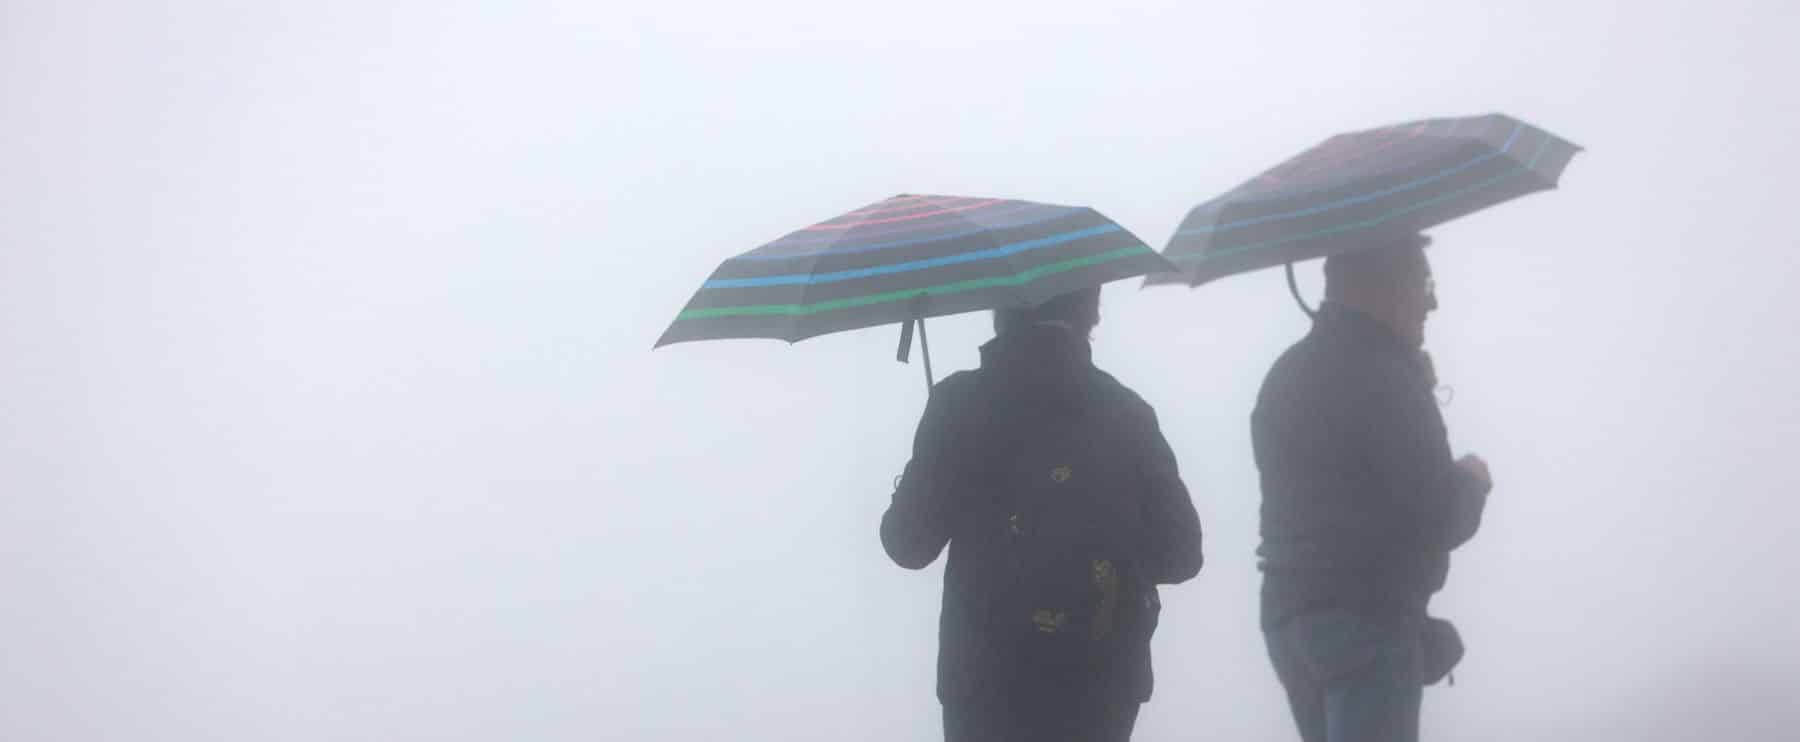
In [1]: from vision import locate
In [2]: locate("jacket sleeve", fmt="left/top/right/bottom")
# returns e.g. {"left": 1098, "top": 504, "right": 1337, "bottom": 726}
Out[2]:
{"left": 879, "top": 378, "right": 966, "bottom": 570}
{"left": 1134, "top": 405, "right": 1204, "bottom": 584}
{"left": 1357, "top": 362, "right": 1490, "bottom": 552}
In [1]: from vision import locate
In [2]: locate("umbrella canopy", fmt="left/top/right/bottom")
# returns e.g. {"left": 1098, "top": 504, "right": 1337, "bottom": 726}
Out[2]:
{"left": 657, "top": 194, "right": 1172, "bottom": 347}
{"left": 1147, "top": 113, "right": 1581, "bottom": 287}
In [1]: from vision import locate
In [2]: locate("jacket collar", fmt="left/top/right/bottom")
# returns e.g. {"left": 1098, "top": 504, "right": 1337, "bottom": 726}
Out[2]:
{"left": 979, "top": 322, "right": 1093, "bottom": 370}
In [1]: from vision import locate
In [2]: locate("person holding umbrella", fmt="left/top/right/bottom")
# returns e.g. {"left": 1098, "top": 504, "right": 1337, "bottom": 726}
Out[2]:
{"left": 657, "top": 192, "right": 1199, "bottom": 740}
{"left": 1146, "top": 112, "right": 1579, "bottom": 741}
{"left": 881, "top": 286, "right": 1204, "bottom": 742}
{"left": 1253, "top": 237, "right": 1491, "bottom": 742}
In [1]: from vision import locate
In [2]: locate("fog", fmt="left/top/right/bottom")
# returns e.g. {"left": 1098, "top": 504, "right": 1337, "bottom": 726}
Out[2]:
{"left": 3, "top": 1, "right": 1796, "bottom": 739}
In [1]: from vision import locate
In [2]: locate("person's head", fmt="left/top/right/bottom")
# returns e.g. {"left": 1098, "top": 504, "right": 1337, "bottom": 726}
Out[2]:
{"left": 1322, "top": 234, "right": 1437, "bottom": 347}
{"left": 993, "top": 286, "right": 1102, "bottom": 338}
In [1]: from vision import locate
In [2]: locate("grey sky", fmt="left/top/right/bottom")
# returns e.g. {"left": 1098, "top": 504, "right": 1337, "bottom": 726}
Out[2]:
{"left": 3, "top": 1, "right": 1796, "bottom": 740}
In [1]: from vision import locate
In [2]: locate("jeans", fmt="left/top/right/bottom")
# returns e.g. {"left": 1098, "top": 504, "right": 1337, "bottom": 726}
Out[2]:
{"left": 1265, "top": 611, "right": 1425, "bottom": 742}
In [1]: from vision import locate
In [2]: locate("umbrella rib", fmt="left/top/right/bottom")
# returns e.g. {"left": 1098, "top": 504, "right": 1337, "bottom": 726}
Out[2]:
{"left": 963, "top": 204, "right": 1029, "bottom": 312}
{"left": 789, "top": 194, "right": 903, "bottom": 341}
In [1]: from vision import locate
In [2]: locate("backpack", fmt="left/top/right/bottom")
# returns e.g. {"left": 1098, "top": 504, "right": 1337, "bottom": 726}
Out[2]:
{"left": 967, "top": 375, "right": 1161, "bottom": 675}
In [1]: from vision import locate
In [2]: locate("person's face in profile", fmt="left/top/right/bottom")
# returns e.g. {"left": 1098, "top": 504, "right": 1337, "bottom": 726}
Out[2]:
{"left": 1388, "top": 248, "right": 1437, "bottom": 349}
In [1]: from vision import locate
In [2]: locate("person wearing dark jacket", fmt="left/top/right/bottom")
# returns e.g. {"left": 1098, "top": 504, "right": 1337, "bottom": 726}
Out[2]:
{"left": 1254, "top": 238, "right": 1492, "bottom": 742}
{"left": 881, "top": 287, "right": 1204, "bottom": 742}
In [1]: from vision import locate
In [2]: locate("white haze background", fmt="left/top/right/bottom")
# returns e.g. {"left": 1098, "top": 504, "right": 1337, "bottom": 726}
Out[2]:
{"left": 3, "top": 1, "right": 1796, "bottom": 740}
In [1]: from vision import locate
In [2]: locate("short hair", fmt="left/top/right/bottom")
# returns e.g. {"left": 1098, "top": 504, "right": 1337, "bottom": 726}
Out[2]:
{"left": 993, "top": 286, "right": 1102, "bottom": 336}
{"left": 1323, "top": 234, "right": 1432, "bottom": 300}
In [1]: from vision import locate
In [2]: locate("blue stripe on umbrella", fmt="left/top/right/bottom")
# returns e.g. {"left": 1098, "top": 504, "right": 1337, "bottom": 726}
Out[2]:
{"left": 703, "top": 223, "right": 1124, "bottom": 289}
{"left": 730, "top": 204, "right": 1087, "bottom": 262}
{"left": 1217, "top": 117, "right": 1487, "bottom": 207}
{"left": 1176, "top": 122, "right": 1524, "bottom": 236}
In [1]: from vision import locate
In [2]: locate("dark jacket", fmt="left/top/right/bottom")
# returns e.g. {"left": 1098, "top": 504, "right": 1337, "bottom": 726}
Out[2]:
{"left": 880, "top": 324, "right": 1203, "bottom": 704}
{"left": 1252, "top": 304, "right": 1489, "bottom": 629}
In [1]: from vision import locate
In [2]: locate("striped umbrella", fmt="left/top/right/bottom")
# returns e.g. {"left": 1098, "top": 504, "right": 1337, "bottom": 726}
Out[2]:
{"left": 1147, "top": 112, "right": 1581, "bottom": 290}
{"left": 656, "top": 194, "right": 1171, "bottom": 386}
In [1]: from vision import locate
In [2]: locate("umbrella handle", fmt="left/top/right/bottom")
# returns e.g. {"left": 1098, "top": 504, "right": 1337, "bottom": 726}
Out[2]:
{"left": 1285, "top": 263, "right": 1317, "bottom": 319}
{"left": 896, "top": 317, "right": 916, "bottom": 363}
{"left": 894, "top": 316, "right": 936, "bottom": 396}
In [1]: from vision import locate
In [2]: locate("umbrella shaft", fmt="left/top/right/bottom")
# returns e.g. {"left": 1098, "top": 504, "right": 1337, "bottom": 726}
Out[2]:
{"left": 918, "top": 317, "right": 935, "bottom": 392}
